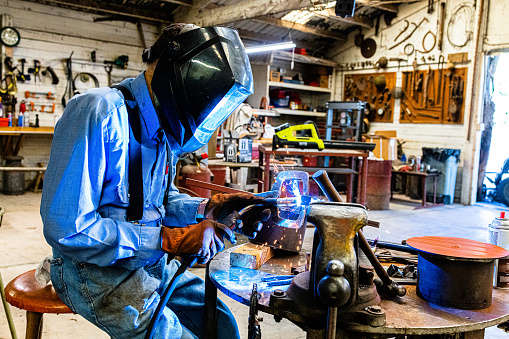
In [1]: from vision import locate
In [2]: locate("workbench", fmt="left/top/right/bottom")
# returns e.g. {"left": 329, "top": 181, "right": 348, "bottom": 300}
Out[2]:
{"left": 391, "top": 170, "right": 441, "bottom": 208}
{"left": 0, "top": 127, "right": 54, "bottom": 156}
{"left": 205, "top": 233, "right": 509, "bottom": 338}
{"left": 257, "top": 145, "right": 369, "bottom": 204}
{"left": 207, "top": 159, "right": 259, "bottom": 192}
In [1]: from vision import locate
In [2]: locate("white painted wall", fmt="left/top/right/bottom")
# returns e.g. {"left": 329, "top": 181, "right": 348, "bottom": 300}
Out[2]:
{"left": 485, "top": 0, "right": 509, "bottom": 50}
{"left": 327, "top": 0, "right": 482, "bottom": 204}
{"left": 0, "top": 0, "right": 160, "bottom": 185}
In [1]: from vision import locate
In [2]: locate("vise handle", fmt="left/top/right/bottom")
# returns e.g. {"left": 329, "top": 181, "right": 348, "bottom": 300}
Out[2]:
{"left": 312, "top": 170, "right": 406, "bottom": 298}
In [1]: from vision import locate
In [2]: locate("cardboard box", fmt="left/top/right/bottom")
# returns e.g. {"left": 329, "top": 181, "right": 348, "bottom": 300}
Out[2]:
{"left": 270, "top": 70, "right": 280, "bottom": 82}
{"left": 366, "top": 134, "right": 397, "bottom": 161}
{"left": 223, "top": 130, "right": 253, "bottom": 163}
{"left": 238, "top": 138, "right": 253, "bottom": 163}
{"left": 311, "top": 74, "right": 330, "bottom": 88}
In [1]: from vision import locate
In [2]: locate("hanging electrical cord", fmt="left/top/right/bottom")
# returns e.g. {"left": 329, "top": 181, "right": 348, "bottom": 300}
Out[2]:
{"left": 144, "top": 257, "right": 197, "bottom": 339}
{"left": 61, "top": 51, "right": 74, "bottom": 108}
{"left": 447, "top": 3, "right": 475, "bottom": 48}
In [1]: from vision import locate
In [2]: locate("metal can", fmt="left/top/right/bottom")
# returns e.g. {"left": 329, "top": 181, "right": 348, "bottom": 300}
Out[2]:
{"left": 488, "top": 212, "right": 509, "bottom": 288}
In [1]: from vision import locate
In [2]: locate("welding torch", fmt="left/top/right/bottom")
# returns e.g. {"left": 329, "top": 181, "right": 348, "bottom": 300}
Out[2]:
{"left": 222, "top": 195, "right": 312, "bottom": 231}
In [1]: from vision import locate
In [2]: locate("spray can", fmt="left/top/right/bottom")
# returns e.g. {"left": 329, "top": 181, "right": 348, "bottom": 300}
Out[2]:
{"left": 18, "top": 112, "right": 23, "bottom": 127}
{"left": 488, "top": 212, "right": 509, "bottom": 288}
{"left": 7, "top": 113, "right": 12, "bottom": 127}
{"left": 24, "top": 111, "right": 30, "bottom": 127}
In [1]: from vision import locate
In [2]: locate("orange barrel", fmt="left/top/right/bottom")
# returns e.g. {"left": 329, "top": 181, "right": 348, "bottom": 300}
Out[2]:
{"left": 209, "top": 165, "right": 227, "bottom": 196}
{"left": 365, "top": 160, "right": 392, "bottom": 210}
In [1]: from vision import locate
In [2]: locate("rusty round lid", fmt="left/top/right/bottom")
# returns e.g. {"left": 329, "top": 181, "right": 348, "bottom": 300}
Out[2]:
{"left": 406, "top": 236, "right": 509, "bottom": 259}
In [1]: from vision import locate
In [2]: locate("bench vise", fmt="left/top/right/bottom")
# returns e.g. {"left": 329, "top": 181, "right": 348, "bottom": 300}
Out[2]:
{"left": 269, "top": 171, "right": 406, "bottom": 338}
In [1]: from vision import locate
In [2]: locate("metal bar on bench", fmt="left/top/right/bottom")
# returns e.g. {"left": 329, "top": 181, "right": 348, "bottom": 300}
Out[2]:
{"left": 183, "top": 178, "right": 247, "bottom": 194}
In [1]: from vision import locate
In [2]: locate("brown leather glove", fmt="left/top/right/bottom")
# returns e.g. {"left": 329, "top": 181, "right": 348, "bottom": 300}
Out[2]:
{"left": 161, "top": 220, "right": 235, "bottom": 264}
{"left": 206, "top": 193, "right": 271, "bottom": 238}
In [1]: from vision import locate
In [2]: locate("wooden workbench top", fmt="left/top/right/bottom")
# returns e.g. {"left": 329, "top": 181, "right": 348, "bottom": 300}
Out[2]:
{"left": 0, "top": 127, "right": 54, "bottom": 135}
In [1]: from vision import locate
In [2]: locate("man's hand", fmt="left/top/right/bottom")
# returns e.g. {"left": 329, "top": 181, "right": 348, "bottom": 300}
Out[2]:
{"left": 206, "top": 193, "right": 271, "bottom": 238}
{"left": 161, "top": 220, "right": 235, "bottom": 264}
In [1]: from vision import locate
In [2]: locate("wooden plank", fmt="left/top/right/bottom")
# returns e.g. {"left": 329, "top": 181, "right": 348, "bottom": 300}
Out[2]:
{"left": 24, "top": 0, "right": 171, "bottom": 23}
{"left": 356, "top": 0, "right": 399, "bottom": 13}
{"left": 318, "top": 8, "right": 373, "bottom": 28}
{"left": 230, "top": 243, "right": 274, "bottom": 269}
{"left": 176, "top": 0, "right": 331, "bottom": 26}
{"left": 5, "top": 0, "right": 159, "bottom": 45}
{"left": 254, "top": 17, "right": 347, "bottom": 41}
{"left": 0, "top": 167, "right": 47, "bottom": 171}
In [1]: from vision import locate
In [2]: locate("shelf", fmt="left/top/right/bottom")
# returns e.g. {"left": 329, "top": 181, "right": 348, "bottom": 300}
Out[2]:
{"left": 263, "top": 165, "right": 357, "bottom": 174}
{"left": 251, "top": 109, "right": 280, "bottom": 117}
{"left": 268, "top": 81, "right": 332, "bottom": 93}
{"left": 273, "top": 109, "right": 326, "bottom": 117}
{"left": 273, "top": 51, "right": 339, "bottom": 67}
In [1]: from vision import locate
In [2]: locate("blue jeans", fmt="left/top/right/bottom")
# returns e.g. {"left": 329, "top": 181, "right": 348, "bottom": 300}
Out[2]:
{"left": 50, "top": 251, "right": 240, "bottom": 339}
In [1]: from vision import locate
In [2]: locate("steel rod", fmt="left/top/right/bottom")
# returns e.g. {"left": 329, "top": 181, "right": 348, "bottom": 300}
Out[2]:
{"left": 326, "top": 307, "right": 337, "bottom": 339}
{"left": 311, "top": 170, "right": 402, "bottom": 289}
{"left": 184, "top": 178, "right": 247, "bottom": 194}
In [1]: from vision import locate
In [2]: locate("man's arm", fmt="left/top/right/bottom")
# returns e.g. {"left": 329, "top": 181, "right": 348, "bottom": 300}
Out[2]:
{"left": 41, "top": 92, "right": 161, "bottom": 266}
{"left": 162, "top": 164, "right": 207, "bottom": 226}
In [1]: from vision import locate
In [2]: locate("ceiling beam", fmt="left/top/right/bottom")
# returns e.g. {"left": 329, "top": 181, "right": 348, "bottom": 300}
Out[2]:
{"left": 316, "top": 8, "right": 373, "bottom": 28}
{"left": 28, "top": 0, "right": 171, "bottom": 23}
{"left": 356, "top": 0, "right": 398, "bottom": 13}
{"left": 160, "top": 0, "right": 192, "bottom": 7}
{"left": 253, "top": 17, "right": 347, "bottom": 41}
{"left": 174, "top": 0, "right": 328, "bottom": 26}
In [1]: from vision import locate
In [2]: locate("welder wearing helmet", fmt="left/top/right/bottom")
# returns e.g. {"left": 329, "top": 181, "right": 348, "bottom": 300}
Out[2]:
{"left": 41, "top": 24, "right": 270, "bottom": 339}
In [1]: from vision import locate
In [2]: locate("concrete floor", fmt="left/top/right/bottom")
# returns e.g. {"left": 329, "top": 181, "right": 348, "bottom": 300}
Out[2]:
{"left": 1, "top": 192, "right": 509, "bottom": 338}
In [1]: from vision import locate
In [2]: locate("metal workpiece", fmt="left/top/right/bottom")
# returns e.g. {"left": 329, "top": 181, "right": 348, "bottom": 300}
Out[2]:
{"left": 251, "top": 171, "right": 310, "bottom": 252}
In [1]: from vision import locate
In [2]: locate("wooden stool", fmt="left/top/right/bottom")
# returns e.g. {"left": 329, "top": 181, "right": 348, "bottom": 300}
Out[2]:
{"left": 4, "top": 269, "right": 74, "bottom": 339}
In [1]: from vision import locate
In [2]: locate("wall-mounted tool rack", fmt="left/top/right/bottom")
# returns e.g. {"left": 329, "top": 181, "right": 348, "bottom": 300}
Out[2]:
{"left": 343, "top": 72, "right": 396, "bottom": 123}
{"left": 400, "top": 67, "right": 467, "bottom": 124}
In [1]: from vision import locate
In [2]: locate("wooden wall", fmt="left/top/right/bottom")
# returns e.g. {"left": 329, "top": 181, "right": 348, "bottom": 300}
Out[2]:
{"left": 0, "top": 0, "right": 160, "bottom": 185}
{"left": 327, "top": 0, "right": 479, "bottom": 203}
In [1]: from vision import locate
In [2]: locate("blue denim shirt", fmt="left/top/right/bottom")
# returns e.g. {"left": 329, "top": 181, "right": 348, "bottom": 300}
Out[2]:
{"left": 41, "top": 72, "right": 204, "bottom": 268}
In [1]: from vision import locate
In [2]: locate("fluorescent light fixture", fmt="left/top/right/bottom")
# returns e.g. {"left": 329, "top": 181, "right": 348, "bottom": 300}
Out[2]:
{"left": 246, "top": 41, "right": 296, "bottom": 54}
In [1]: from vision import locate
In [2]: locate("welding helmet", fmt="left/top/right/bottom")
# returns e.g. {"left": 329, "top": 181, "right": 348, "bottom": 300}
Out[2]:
{"left": 150, "top": 26, "right": 253, "bottom": 157}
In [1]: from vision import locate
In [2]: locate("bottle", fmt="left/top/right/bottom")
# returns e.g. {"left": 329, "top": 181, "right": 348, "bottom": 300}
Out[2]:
{"left": 488, "top": 212, "right": 509, "bottom": 288}
{"left": 35, "top": 114, "right": 40, "bottom": 128}
{"left": 8, "top": 112, "right": 12, "bottom": 127}
{"left": 24, "top": 111, "right": 30, "bottom": 127}
{"left": 18, "top": 112, "right": 23, "bottom": 127}
{"left": 0, "top": 97, "right": 3, "bottom": 118}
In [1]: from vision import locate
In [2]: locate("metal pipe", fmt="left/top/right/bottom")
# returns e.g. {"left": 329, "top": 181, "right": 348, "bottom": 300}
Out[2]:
{"left": 184, "top": 178, "right": 247, "bottom": 194}
{"left": 311, "top": 170, "right": 406, "bottom": 297}
{"left": 204, "top": 261, "right": 218, "bottom": 339}
{"left": 326, "top": 307, "right": 338, "bottom": 339}
{"left": 0, "top": 272, "right": 18, "bottom": 339}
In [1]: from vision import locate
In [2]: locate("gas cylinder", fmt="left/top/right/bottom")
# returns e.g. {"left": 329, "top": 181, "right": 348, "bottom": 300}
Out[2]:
{"left": 488, "top": 212, "right": 509, "bottom": 288}
{"left": 179, "top": 153, "right": 212, "bottom": 198}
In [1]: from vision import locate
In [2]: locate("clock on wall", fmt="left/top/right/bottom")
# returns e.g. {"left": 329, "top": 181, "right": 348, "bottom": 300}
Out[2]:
{"left": 0, "top": 26, "right": 20, "bottom": 47}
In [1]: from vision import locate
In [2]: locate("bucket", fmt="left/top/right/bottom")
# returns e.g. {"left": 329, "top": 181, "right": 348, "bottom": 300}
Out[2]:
{"left": 365, "top": 160, "right": 392, "bottom": 210}
{"left": 487, "top": 212, "right": 509, "bottom": 288}
{"left": 3, "top": 156, "right": 25, "bottom": 195}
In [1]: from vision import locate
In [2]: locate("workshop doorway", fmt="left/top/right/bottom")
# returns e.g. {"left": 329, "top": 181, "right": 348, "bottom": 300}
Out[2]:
{"left": 477, "top": 52, "right": 509, "bottom": 206}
